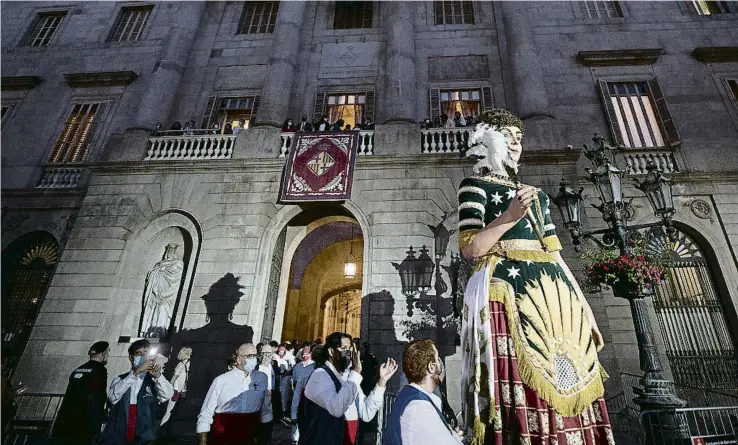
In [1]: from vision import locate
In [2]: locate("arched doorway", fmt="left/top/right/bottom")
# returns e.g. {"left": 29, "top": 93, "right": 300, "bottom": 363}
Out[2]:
{"left": 1, "top": 231, "right": 59, "bottom": 377}
{"left": 280, "top": 219, "right": 363, "bottom": 342}
{"left": 647, "top": 228, "right": 738, "bottom": 389}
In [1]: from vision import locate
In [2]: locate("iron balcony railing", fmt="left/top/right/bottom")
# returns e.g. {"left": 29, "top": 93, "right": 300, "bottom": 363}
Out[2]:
{"left": 3, "top": 392, "right": 64, "bottom": 445}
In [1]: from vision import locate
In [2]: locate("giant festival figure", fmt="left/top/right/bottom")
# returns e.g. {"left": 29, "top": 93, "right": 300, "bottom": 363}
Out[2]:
{"left": 459, "top": 109, "right": 614, "bottom": 444}
{"left": 140, "top": 243, "right": 184, "bottom": 338}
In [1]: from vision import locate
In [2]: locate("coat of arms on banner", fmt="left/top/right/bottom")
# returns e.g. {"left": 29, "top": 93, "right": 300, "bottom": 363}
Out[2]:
{"left": 280, "top": 132, "right": 359, "bottom": 202}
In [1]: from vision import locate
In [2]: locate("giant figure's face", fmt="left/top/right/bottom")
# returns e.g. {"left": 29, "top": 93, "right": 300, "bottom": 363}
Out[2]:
{"left": 466, "top": 124, "right": 523, "bottom": 175}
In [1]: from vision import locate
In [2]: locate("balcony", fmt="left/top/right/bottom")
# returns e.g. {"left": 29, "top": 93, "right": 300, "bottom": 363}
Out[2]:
{"left": 146, "top": 133, "right": 236, "bottom": 160}
{"left": 420, "top": 127, "right": 471, "bottom": 154}
{"left": 279, "top": 131, "right": 375, "bottom": 156}
{"left": 622, "top": 149, "right": 678, "bottom": 174}
{"left": 36, "top": 165, "right": 85, "bottom": 189}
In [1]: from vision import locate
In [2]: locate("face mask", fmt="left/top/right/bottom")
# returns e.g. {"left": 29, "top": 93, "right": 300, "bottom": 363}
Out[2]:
{"left": 243, "top": 357, "right": 257, "bottom": 372}
{"left": 133, "top": 355, "right": 145, "bottom": 368}
{"left": 336, "top": 350, "right": 352, "bottom": 373}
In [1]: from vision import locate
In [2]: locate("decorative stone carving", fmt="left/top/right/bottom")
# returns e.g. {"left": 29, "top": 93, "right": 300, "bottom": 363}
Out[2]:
{"left": 140, "top": 244, "right": 184, "bottom": 338}
{"left": 63, "top": 71, "right": 137, "bottom": 88}
{"left": 686, "top": 199, "right": 713, "bottom": 223}
{"left": 576, "top": 48, "right": 663, "bottom": 67}
{"left": 2, "top": 211, "right": 29, "bottom": 234}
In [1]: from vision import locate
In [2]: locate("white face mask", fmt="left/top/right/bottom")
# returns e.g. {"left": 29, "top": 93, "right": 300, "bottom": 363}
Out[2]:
{"left": 243, "top": 357, "right": 257, "bottom": 372}
{"left": 133, "top": 355, "right": 145, "bottom": 368}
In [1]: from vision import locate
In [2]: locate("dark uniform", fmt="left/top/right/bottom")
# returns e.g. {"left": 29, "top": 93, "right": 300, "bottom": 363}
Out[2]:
{"left": 52, "top": 343, "right": 108, "bottom": 445}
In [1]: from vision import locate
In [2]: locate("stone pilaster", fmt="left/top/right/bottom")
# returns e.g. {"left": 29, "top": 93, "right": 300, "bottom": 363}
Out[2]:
{"left": 252, "top": 1, "right": 307, "bottom": 128}
{"left": 500, "top": 2, "right": 551, "bottom": 120}
{"left": 134, "top": 2, "right": 206, "bottom": 129}
{"left": 382, "top": 1, "right": 417, "bottom": 124}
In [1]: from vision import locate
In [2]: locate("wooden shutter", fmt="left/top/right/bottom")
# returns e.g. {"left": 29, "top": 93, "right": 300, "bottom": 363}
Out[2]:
{"left": 250, "top": 95, "right": 261, "bottom": 124}
{"left": 364, "top": 90, "right": 375, "bottom": 121}
{"left": 597, "top": 79, "right": 624, "bottom": 146}
{"left": 83, "top": 102, "right": 110, "bottom": 162}
{"left": 646, "top": 77, "right": 681, "bottom": 147}
{"left": 200, "top": 95, "right": 218, "bottom": 130}
{"left": 313, "top": 90, "right": 326, "bottom": 121}
{"left": 481, "top": 86, "right": 493, "bottom": 112}
{"left": 429, "top": 88, "right": 441, "bottom": 121}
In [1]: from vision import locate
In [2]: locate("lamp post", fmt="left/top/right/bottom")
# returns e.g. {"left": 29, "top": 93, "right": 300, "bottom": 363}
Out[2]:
{"left": 552, "top": 133, "right": 687, "bottom": 445}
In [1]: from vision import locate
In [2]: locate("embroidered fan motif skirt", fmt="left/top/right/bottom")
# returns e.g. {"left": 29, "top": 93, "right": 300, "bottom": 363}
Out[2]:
{"left": 485, "top": 301, "right": 615, "bottom": 445}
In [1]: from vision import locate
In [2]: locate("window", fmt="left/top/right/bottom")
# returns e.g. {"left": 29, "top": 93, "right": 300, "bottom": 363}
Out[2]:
{"left": 238, "top": 2, "right": 279, "bottom": 34}
{"left": 49, "top": 102, "right": 110, "bottom": 164}
{"left": 689, "top": 0, "right": 731, "bottom": 14}
{"left": 200, "top": 96, "right": 261, "bottom": 132}
{"left": 109, "top": 6, "right": 152, "bottom": 42}
{"left": 25, "top": 11, "right": 66, "bottom": 47}
{"left": 433, "top": 1, "right": 474, "bottom": 25}
{"left": 326, "top": 93, "right": 366, "bottom": 129}
{"left": 598, "top": 79, "right": 681, "bottom": 148}
{"left": 647, "top": 229, "right": 738, "bottom": 389}
{"left": 428, "top": 86, "right": 493, "bottom": 124}
{"left": 582, "top": 1, "right": 623, "bottom": 18}
{"left": 333, "top": 2, "right": 374, "bottom": 29}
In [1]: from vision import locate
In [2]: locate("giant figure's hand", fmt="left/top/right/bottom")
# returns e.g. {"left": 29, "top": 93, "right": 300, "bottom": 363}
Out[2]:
{"left": 502, "top": 186, "right": 537, "bottom": 223}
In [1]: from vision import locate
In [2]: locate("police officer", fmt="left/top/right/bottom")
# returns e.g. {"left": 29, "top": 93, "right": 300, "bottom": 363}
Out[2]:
{"left": 52, "top": 341, "right": 109, "bottom": 445}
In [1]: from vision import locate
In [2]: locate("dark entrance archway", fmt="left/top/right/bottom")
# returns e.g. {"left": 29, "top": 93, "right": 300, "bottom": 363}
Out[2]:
{"left": 1, "top": 231, "right": 59, "bottom": 377}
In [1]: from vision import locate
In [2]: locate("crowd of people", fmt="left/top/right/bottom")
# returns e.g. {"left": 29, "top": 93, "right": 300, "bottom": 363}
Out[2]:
{"left": 419, "top": 112, "right": 479, "bottom": 130}
{"left": 50, "top": 334, "right": 461, "bottom": 445}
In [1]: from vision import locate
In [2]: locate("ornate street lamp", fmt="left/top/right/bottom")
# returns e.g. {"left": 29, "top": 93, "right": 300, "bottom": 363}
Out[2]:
{"left": 553, "top": 135, "right": 687, "bottom": 445}
{"left": 393, "top": 247, "right": 420, "bottom": 299}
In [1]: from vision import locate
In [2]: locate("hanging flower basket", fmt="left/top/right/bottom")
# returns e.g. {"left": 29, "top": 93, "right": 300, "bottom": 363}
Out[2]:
{"left": 581, "top": 239, "right": 668, "bottom": 296}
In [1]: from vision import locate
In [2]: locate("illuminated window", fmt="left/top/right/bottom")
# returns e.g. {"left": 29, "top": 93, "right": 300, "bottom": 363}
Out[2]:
{"left": 582, "top": 1, "right": 623, "bottom": 18}
{"left": 333, "top": 2, "right": 374, "bottom": 29}
{"left": 25, "top": 11, "right": 66, "bottom": 47}
{"left": 327, "top": 93, "right": 366, "bottom": 129}
{"left": 49, "top": 102, "right": 109, "bottom": 164}
{"left": 440, "top": 89, "right": 482, "bottom": 120}
{"left": 433, "top": 1, "right": 474, "bottom": 25}
{"left": 689, "top": 0, "right": 731, "bottom": 14}
{"left": 110, "top": 6, "right": 152, "bottom": 42}
{"left": 238, "top": 2, "right": 280, "bottom": 34}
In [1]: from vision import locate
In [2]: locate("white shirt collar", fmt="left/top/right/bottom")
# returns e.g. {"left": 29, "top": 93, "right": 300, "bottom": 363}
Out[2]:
{"left": 301, "top": 360, "right": 314, "bottom": 367}
{"left": 410, "top": 383, "right": 441, "bottom": 403}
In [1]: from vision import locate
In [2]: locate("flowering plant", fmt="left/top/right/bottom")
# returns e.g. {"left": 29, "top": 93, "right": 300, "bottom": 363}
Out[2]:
{"left": 580, "top": 239, "right": 669, "bottom": 294}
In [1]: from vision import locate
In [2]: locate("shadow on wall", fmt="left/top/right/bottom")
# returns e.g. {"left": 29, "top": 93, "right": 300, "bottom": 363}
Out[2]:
{"left": 165, "top": 273, "right": 254, "bottom": 435}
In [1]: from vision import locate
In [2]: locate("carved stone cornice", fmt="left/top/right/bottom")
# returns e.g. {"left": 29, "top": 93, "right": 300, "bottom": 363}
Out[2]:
{"left": 690, "top": 46, "right": 738, "bottom": 63}
{"left": 1, "top": 76, "right": 43, "bottom": 91}
{"left": 63, "top": 71, "right": 138, "bottom": 88}
{"left": 576, "top": 49, "right": 663, "bottom": 67}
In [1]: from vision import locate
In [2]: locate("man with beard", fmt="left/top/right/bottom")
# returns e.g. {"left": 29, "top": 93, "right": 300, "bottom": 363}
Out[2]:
{"left": 382, "top": 339, "right": 462, "bottom": 445}
{"left": 299, "top": 332, "right": 397, "bottom": 445}
{"left": 51, "top": 341, "right": 109, "bottom": 445}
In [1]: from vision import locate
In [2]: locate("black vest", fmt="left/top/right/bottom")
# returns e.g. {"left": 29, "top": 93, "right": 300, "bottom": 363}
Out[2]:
{"left": 297, "top": 365, "right": 345, "bottom": 445}
{"left": 97, "top": 372, "right": 159, "bottom": 445}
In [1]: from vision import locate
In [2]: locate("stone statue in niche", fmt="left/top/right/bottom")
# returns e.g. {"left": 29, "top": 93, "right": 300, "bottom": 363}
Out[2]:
{"left": 140, "top": 244, "right": 184, "bottom": 338}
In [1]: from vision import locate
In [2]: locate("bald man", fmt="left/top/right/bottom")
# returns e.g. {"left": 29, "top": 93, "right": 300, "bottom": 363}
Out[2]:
{"left": 197, "top": 343, "right": 272, "bottom": 445}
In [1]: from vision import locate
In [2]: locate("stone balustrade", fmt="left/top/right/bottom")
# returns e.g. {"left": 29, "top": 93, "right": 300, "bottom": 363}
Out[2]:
{"left": 36, "top": 165, "right": 85, "bottom": 188}
{"left": 421, "top": 128, "right": 471, "bottom": 154}
{"left": 279, "top": 131, "right": 374, "bottom": 157}
{"left": 145, "top": 134, "right": 236, "bottom": 160}
{"left": 623, "top": 150, "right": 678, "bottom": 174}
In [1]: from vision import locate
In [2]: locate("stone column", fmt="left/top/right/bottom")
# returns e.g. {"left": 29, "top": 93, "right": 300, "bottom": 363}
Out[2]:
{"left": 383, "top": 1, "right": 417, "bottom": 124}
{"left": 500, "top": 2, "right": 551, "bottom": 120}
{"left": 252, "top": 1, "right": 307, "bottom": 128}
{"left": 134, "top": 2, "right": 206, "bottom": 128}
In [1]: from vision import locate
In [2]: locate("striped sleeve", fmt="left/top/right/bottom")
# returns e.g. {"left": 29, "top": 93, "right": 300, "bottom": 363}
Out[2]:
{"left": 541, "top": 192, "right": 563, "bottom": 251}
{"left": 458, "top": 178, "right": 487, "bottom": 249}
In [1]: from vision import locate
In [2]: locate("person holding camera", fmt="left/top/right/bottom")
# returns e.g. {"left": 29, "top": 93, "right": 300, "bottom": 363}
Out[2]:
{"left": 299, "top": 332, "right": 397, "bottom": 445}
{"left": 97, "top": 339, "right": 173, "bottom": 445}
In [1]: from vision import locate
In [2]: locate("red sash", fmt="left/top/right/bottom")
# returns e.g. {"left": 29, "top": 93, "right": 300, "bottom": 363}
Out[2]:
{"left": 343, "top": 419, "right": 359, "bottom": 445}
{"left": 126, "top": 405, "right": 137, "bottom": 442}
{"left": 211, "top": 412, "right": 260, "bottom": 445}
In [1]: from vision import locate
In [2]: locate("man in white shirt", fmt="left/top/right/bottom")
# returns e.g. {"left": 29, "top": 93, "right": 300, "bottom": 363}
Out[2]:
{"left": 197, "top": 343, "right": 271, "bottom": 445}
{"left": 299, "top": 332, "right": 397, "bottom": 445}
{"left": 232, "top": 119, "right": 245, "bottom": 135}
{"left": 382, "top": 339, "right": 462, "bottom": 445}
{"left": 97, "top": 339, "right": 174, "bottom": 445}
{"left": 290, "top": 346, "right": 315, "bottom": 444}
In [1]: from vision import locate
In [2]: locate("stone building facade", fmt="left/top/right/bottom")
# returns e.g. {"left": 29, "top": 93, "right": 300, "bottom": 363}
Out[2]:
{"left": 2, "top": 0, "right": 738, "bottom": 423}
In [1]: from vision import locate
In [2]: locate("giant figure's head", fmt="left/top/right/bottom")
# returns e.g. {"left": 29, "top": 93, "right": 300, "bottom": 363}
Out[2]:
{"left": 465, "top": 109, "right": 524, "bottom": 176}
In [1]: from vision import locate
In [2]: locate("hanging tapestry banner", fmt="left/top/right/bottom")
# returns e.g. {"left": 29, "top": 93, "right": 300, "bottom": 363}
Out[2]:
{"left": 280, "top": 132, "right": 359, "bottom": 202}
